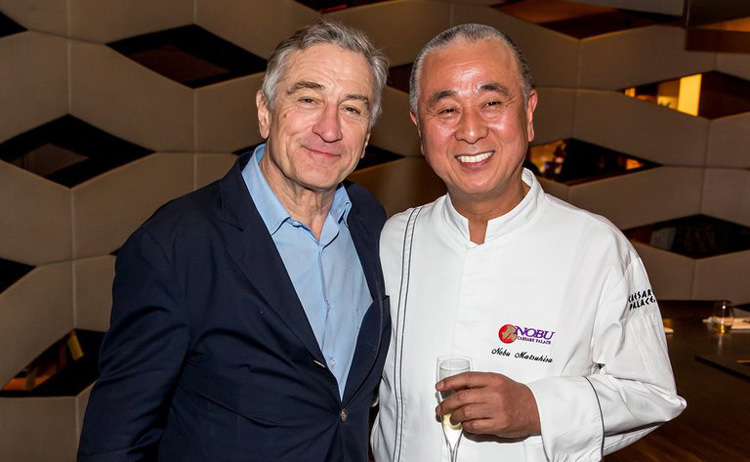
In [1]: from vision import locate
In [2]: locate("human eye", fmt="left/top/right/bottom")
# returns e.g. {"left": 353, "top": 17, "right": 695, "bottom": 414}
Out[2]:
{"left": 341, "top": 101, "right": 369, "bottom": 122}
{"left": 296, "top": 94, "right": 319, "bottom": 106}
{"left": 435, "top": 104, "right": 459, "bottom": 116}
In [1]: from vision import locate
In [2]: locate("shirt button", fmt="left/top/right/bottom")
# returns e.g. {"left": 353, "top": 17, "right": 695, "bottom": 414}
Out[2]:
{"left": 339, "top": 409, "right": 348, "bottom": 422}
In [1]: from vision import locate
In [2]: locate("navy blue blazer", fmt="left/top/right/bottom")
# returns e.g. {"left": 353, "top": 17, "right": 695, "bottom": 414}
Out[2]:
{"left": 78, "top": 153, "right": 390, "bottom": 462}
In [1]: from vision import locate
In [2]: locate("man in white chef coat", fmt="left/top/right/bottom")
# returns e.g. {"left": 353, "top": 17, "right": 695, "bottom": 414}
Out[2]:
{"left": 371, "top": 24, "right": 686, "bottom": 462}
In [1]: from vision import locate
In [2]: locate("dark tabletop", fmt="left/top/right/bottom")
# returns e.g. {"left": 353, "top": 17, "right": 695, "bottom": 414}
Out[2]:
{"left": 606, "top": 302, "right": 750, "bottom": 462}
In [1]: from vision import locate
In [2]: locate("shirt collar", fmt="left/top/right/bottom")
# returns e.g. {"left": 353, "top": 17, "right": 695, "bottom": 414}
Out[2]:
{"left": 443, "top": 169, "right": 543, "bottom": 244}
{"left": 241, "top": 144, "right": 353, "bottom": 236}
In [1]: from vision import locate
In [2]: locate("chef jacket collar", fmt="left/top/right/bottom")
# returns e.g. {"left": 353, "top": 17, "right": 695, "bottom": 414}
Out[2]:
{"left": 443, "top": 168, "right": 543, "bottom": 245}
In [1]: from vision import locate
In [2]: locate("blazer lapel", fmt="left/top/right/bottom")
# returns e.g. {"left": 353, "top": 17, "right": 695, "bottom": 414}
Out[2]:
{"left": 342, "top": 205, "right": 385, "bottom": 402}
{"left": 217, "top": 154, "right": 325, "bottom": 363}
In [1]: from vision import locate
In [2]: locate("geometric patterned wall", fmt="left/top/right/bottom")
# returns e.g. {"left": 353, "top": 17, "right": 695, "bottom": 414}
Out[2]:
{"left": 0, "top": 1, "right": 748, "bottom": 460}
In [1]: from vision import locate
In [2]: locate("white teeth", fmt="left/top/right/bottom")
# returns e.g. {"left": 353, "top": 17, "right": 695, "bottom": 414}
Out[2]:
{"left": 457, "top": 152, "right": 493, "bottom": 163}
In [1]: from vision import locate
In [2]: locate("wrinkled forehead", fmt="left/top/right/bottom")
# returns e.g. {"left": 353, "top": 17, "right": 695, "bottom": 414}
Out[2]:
{"left": 419, "top": 37, "right": 521, "bottom": 93}
{"left": 282, "top": 44, "right": 374, "bottom": 92}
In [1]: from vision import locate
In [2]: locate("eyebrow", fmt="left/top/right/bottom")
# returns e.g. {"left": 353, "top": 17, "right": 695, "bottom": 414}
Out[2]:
{"left": 287, "top": 80, "right": 324, "bottom": 94}
{"left": 425, "top": 83, "right": 514, "bottom": 109}
{"left": 344, "top": 94, "right": 371, "bottom": 108}
{"left": 480, "top": 83, "right": 513, "bottom": 99}
{"left": 426, "top": 90, "right": 456, "bottom": 109}
{"left": 287, "top": 80, "right": 370, "bottom": 108}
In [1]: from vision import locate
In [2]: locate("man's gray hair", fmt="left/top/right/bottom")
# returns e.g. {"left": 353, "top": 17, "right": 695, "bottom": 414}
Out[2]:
{"left": 261, "top": 20, "right": 389, "bottom": 130}
{"left": 409, "top": 23, "right": 534, "bottom": 115}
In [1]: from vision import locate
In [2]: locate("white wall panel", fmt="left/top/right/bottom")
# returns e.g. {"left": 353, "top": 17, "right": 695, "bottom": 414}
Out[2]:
{"left": 0, "top": 0, "right": 67, "bottom": 36}
{"left": 567, "top": 167, "right": 703, "bottom": 230}
{"left": 0, "top": 263, "right": 73, "bottom": 386}
{"left": 196, "top": 0, "right": 319, "bottom": 58}
{"left": 533, "top": 87, "right": 576, "bottom": 144}
{"left": 452, "top": 4, "right": 581, "bottom": 89}
{"left": 701, "top": 168, "right": 750, "bottom": 228}
{"left": 0, "top": 162, "right": 72, "bottom": 266}
{"left": 348, "top": 157, "right": 446, "bottom": 217}
{"left": 579, "top": 26, "right": 715, "bottom": 90}
{"left": 73, "top": 255, "right": 115, "bottom": 332}
{"left": 0, "top": 32, "right": 68, "bottom": 142}
{"left": 195, "top": 74, "right": 264, "bottom": 153}
{"left": 70, "top": 41, "right": 194, "bottom": 152}
{"left": 72, "top": 153, "right": 193, "bottom": 258}
{"left": 330, "top": 0, "right": 451, "bottom": 66}
{"left": 0, "top": 397, "right": 78, "bottom": 462}
{"left": 196, "top": 153, "right": 237, "bottom": 189}
{"left": 693, "top": 250, "right": 750, "bottom": 304}
{"left": 574, "top": 90, "right": 709, "bottom": 166}
{"left": 707, "top": 113, "right": 750, "bottom": 168}
{"left": 634, "top": 242, "right": 695, "bottom": 301}
{"left": 369, "top": 87, "right": 421, "bottom": 157}
{"left": 69, "top": 0, "right": 193, "bottom": 43}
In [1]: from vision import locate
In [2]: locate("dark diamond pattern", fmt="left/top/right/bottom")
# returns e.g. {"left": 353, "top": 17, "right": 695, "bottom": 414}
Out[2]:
{"left": 0, "top": 258, "right": 34, "bottom": 292}
{"left": 528, "top": 139, "right": 659, "bottom": 184}
{"left": 0, "top": 330, "right": 104, "bottom": 397}
{"left": 356, "top": 145, "right": 403, "bottom": 171}
{"left": 0, "top": 11, "right": 25, "bottom": 38}
{"left": 494, "top": 1, "right": 676, "bottom": 39}
{"left": 624, "top": 71, "right": 750, "bottom": 119}
{"left": 539, "top": 10, "right": 676, "bottom": 39}
{"left": 696, "top": 71, "right": 750, "bottom": 119}
{"left": 0, "top": 116, "right": 152, "bottom": 187}
{"left": 625, "top": 215, "right": 750, "bottom": 258}
{"left": 108, "top": 25, "right": 267, "bottom": 88}
{"left": 294, "top": 0, "right": 392, "bottom": 13}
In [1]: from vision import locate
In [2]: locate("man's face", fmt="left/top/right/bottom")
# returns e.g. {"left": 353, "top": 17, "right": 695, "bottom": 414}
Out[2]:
{"left": 412, "top": 39, "right": 537, "bottom": 209}
{"left": 257, "top": 43, "right": 374, "bottom": 195}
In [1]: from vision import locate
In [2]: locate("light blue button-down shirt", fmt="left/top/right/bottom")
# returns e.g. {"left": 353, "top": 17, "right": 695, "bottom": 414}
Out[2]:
{"left": 242, "top": 145, "right": 372, "bottom": 399}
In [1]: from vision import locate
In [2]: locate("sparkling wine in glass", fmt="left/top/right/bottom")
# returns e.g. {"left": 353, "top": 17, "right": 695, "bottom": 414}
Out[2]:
{"left": 712, "top": 300, "right": 735, "bottom": 334}
{"left": 436, "top": 355, "right": 472, "bottom": 462}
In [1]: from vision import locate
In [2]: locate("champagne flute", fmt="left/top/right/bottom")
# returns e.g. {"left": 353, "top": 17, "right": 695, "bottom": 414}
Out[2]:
{"left": 436, "top": 355, "right": 472, "bottom": 462}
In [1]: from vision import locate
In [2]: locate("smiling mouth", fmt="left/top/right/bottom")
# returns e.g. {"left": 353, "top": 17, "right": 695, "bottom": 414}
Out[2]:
{"left": 456, "top": 151, "right": 494, "bottom": 164}
{"left": 305, "top": 146, "right": 340, "bottom": 157}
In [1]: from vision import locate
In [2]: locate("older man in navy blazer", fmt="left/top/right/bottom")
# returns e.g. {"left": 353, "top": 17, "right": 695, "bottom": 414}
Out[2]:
{"left": 78, "top": 21, "right": 390, "bottom": 462}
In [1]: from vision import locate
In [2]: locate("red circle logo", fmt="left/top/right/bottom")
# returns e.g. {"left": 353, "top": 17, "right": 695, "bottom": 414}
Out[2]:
{"left": 499, "top": 324, "right": 518, "bottom": 344}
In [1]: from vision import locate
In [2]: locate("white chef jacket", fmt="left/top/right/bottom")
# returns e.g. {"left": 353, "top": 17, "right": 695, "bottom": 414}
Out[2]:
{"left": 371, "top": 170, "right": 686, "bottom": 462}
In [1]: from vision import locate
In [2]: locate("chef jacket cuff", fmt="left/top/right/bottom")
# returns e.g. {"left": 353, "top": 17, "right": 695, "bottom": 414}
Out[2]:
{"left": 526, "top": 376, "right": 603, "bottom": 462}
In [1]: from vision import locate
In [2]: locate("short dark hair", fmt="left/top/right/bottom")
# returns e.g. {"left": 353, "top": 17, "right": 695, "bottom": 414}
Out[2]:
{"left": 409, "top": 23, "right": 534, "bottom": 114}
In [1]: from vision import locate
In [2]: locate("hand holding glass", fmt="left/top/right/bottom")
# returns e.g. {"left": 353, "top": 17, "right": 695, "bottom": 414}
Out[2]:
{"left": 436, "top": 356, "right": 472, "bottom": 462}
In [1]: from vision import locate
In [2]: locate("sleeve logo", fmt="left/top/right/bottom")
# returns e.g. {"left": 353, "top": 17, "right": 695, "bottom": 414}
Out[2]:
{"left": 628, "top": 289, "right": 656, "bottom": 310}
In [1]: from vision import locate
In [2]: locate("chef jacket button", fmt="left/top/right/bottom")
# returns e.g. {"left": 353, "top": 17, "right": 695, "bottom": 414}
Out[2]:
{"left": 339, "top": 409, "right": 348, "bottom": 422}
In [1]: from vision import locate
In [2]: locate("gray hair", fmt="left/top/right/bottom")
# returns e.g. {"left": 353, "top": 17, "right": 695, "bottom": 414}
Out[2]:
{"left": 261, "top": 20, "right": 389, "bottom": 130}
{"left": 409, "top": 23, "right": 534, "bottom": 115}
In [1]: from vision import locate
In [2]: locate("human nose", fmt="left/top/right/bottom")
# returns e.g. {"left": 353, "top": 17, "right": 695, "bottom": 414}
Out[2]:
{"left": 312, "top": 104, "right": 343, "bottom": 143}
{"left": 454, "top": 108, "right": 487, "bottom": 144}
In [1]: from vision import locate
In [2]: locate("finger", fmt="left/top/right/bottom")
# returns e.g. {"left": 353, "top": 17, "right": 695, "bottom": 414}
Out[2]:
{"left": 436, "top": 387, "right": 485, "bottom": 417}
{"left": 437, "top": 371, "right": 493, "bottom": 391}
{"left": 462, "top": 417, "right": 496, "bottom": 435}
{"left": 450, "top": 401, "right": 495, "bottom": 425}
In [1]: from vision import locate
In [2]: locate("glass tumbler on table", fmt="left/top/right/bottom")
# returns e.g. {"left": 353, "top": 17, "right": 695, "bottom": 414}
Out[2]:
{"left": 436, "top": 355, "right": 472, "bottom": 462}
{"left": 712, "top": 300, "right": 734, "bottom": 334}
